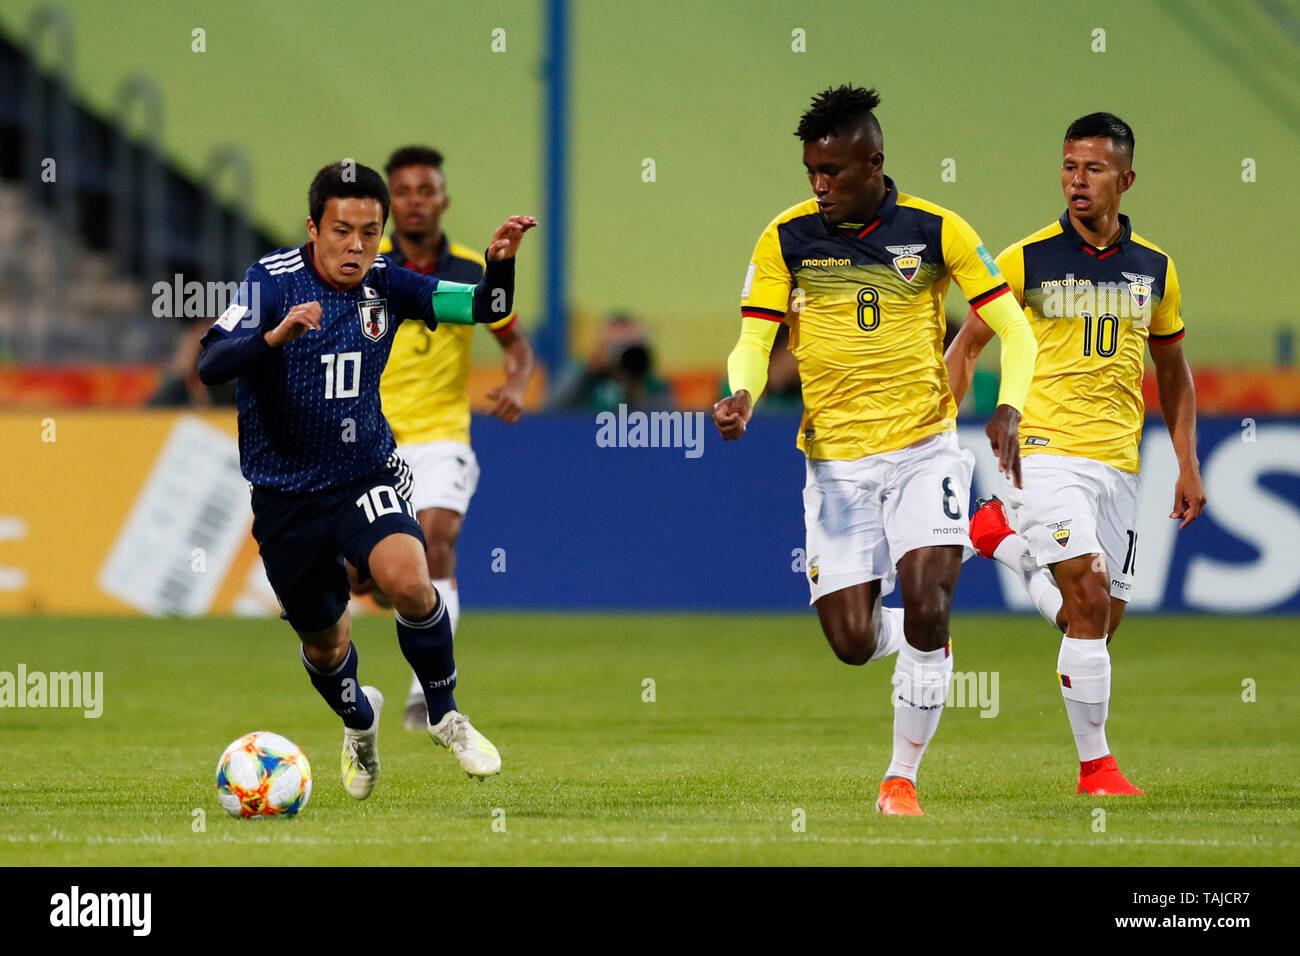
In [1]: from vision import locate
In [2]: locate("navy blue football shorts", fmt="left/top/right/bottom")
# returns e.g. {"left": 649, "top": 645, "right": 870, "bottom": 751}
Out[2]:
{"left": 250, "top": 457, "right": 424, "bottom": 632}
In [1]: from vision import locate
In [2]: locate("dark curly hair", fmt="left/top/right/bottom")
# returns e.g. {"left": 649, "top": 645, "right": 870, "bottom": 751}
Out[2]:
{"left": 385, "top": 145, "right": 445, "bottom": 177}
{"left": 795, "top": 85, "right": 882, "bottom": 144}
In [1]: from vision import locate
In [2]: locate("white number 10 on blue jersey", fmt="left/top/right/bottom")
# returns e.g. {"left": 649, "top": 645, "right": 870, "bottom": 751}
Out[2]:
{"left": 321, "top": 351, "right": 361, "bottom": 399}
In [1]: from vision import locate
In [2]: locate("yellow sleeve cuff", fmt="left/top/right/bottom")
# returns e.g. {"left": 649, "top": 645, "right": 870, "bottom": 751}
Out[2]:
{"left": 974, "top": 291, "right": 1037, "bottom": 412}
{"left": 726, "top": 316, "right": 780, "bottom": 404}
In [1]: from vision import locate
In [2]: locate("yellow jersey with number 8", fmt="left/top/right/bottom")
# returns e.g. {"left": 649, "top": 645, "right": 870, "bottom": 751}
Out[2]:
{"left": 741, "top": 177, "right": 1012, "bottom": 460}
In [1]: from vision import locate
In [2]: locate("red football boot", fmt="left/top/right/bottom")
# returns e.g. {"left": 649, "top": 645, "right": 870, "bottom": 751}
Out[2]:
{"left": 1077, "top": 755, "right": 1144, "bottom": 795}
{"left": 970, "top": 496, "right": 1015, "bottom": 559}
{"left": 877, "top": 777, "right": 924, "bottom": 815}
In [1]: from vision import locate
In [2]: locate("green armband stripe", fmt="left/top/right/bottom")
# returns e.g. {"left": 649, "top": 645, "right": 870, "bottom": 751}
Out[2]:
{"left": 431, "top": 281, "right": 477, "bottom": 325}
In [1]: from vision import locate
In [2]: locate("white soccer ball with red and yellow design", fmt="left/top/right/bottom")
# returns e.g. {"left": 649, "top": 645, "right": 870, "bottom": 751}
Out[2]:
{"left": 215, "top": 731, "right": 312, "bottom": 819}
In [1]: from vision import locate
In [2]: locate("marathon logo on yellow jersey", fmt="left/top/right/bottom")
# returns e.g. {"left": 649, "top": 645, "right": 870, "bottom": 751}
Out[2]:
{"left": 1048, "top": 519, "right": 1072, "bottom": 547}
{"left": 1038, "top": 274, "right": 1152, "bottom": 327}
{"left": 885, "top": 244, "right": 926, "bottom": 282}
{"left": 800, "top": 257, "right": 852, "bottom": 267}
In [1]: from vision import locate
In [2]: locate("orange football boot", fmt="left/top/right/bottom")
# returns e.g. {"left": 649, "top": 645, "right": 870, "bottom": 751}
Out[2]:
{"left": 970, "top": 496, "right": 1015, "bottom": 559}
{"left": 877, "top": 777, "right": 924, "bottom": 815}
{"left": 1077, "top": 755, "right": 1144, "bottom": 795}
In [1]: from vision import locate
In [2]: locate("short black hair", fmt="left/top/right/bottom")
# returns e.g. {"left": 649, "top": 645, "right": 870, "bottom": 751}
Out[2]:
{"left": 1064, "top": 112, "right": 1135, "bottom": 162}
{"left": 308, "top": 161, "right": 389, "bottom": 227}
{"left": 385, "top": 145, "right": 444, "bottom": 177}
{"left": 795, "top": 85, "right": 882, "bottom": 144}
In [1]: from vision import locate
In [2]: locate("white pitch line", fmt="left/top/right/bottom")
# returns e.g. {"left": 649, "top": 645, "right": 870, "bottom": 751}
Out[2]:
{"left": 2, "top": 832, "right": 1293, "bottom": 849}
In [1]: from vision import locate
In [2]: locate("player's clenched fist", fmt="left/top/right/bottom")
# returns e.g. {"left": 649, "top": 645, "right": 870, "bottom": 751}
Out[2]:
{"left": 486, "top": 383, "right": 526, "bottom": 424}
{"left": 712, "top": 389, "right": 753, "bottom": 441}
{"left": 264, "top": 301, "right": 322, "bottom": 347}
{"left": 985, "top": 403, "right": 1024, "bottom": 489}
{"left": 486, "top": 216, "right": 538, "bottom": 261}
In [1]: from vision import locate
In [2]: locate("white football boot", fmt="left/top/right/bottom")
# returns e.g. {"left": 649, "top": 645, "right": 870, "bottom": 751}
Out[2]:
{"left": 429, "top": 710, "right": 501, "bottom": 779}
{"left": 340, "top": 686, "right": 383, "bottom": 799}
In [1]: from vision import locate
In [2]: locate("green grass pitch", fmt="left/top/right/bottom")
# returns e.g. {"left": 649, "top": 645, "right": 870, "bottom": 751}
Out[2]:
{"left": 1, "top": 613, "right": 1295, "bottom": 866}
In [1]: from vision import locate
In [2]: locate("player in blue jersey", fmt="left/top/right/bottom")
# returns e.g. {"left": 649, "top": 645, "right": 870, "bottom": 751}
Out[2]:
{"left": 198, "top": 161, "right": 534, "bottom": 797}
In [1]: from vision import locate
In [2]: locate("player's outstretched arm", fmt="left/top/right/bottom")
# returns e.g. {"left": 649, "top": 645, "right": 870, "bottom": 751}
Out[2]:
{"left": 486, "top": 325, "right": 535, "bottom": 424}
{"left": 713, "top": 390, "right": 753, "bottom": 440}
{"left": 424, "top": 219, "right": 537, "bottom": 328}
{"left": 486, "top": 215, "right": 537, "bottom": 261}
{"left": 968, "top": 292, "right": 1037, "bottom": 489}
{"left": 714, "top": 316, "right": 779, "bottom": 441}
{"left": 468, "top": 216, "right": 537, "bottom": 325}
{"left": 944, "top": 309, "right": 995, "bottom": 406}
{"left": 1150, "top": 337, "right": 1206, "bottom": 528}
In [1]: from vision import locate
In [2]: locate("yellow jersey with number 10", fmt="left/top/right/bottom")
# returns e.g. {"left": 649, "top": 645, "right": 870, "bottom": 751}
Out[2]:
{"left": 996, "top": 212, "right": 1183, "bottom": 474}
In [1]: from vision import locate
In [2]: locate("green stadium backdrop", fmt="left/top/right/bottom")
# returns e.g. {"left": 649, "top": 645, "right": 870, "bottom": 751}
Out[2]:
{"left": 2, "top": 0, "right": 1295, "bottom": 371}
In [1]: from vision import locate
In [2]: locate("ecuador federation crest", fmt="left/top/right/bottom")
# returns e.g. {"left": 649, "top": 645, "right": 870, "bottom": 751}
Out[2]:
{"left": 358, "top": 297, "right": 388, "bottom": 342}
{"left": 1048, "top": 519, "right": 1072, "bottom": 548}
{"left": 1122, "top": 272, "right": 1154, "bottom": 310}
{"left": 886, "top": 244, "right": 926, "bottom": 282}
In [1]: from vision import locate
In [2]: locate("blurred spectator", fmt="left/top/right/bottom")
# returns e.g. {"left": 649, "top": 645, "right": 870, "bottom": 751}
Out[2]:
{"left": 547, "top": 313, "right": 675, "bottom": 411}
{"left": 149, "top": 319, "right": 235, "bottom": 406}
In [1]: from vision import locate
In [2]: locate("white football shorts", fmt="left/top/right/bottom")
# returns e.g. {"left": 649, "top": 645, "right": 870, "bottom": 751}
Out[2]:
{"left": 802, "top": 430, "right": 975, "bottom": 604}
{"left": 396, "top": 440, "right": 481, "bottom": 516}
{"left": 1001, "top": 453, "right": 1141, "bottom": 601}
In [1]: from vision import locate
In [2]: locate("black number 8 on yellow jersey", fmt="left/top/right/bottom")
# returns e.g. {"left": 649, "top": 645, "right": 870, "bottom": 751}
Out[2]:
{"left": 857, "top": 286, "right": 881, "bottom": 332}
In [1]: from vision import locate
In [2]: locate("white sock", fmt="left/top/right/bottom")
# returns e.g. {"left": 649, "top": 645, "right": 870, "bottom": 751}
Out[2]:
{"left": 869, "top": 605, "right": 905, "bottom": 662}
{"left": 994, "top": 533, "right": 1064, "bottom": 631}
{"left": 886, "top": 641, "right": 953, "bottom": 783}
{"left": 409, "top": 579, "right": 462, "bottom": 700}
{"left": 1057, "top": 635, "right": 1111, "bottom": 761}
{"left": 432, "top": 578, "right": 460, "bottom": 637}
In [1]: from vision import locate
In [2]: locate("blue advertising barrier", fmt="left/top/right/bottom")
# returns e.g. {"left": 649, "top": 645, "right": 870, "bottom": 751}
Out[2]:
{"left": 454, "top": 413, "right": 1300, "bottom": 613}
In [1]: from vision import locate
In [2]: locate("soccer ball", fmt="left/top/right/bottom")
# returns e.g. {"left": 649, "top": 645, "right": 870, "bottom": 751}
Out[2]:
{"left": 215, "top": 731, "right": 312, "bottom": 819}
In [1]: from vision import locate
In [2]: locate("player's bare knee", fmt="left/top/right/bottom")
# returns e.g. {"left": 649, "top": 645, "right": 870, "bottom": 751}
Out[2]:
{"left": 902, "top": 596, "right": 950, "bottom": 650}
{"left": 1061, "top": 574, "right": 1109, "bottom": 634}
{"left": 299, "top": 619, "right": 350, "bottom": 668}
{"left": 822, "top": 617, "right": 875, "bottom": 665}
{"left": 388, "top": 576, "right": 436, "bottom": 620}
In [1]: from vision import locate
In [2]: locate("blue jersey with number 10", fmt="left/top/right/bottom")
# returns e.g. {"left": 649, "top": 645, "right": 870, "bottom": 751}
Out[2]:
{"left": 200, "top": 243, "right": 444, "bottom": 493}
